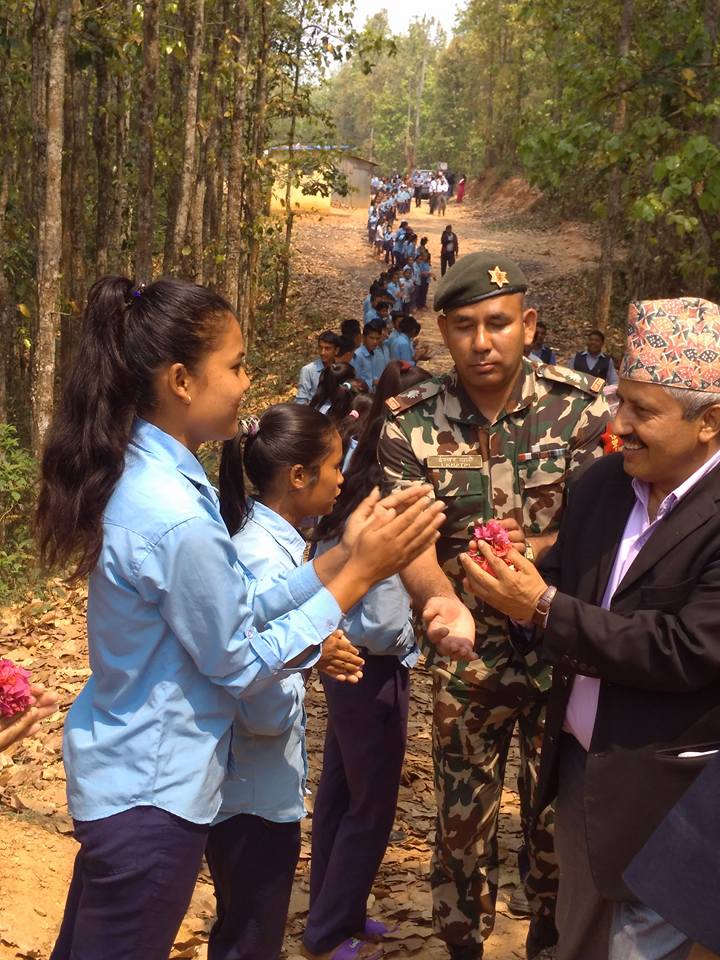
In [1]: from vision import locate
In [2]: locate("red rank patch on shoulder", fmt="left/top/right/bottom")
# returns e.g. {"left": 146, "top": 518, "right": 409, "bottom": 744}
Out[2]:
{"left": 601, "top": 428, "right": 624, "bottom": 454}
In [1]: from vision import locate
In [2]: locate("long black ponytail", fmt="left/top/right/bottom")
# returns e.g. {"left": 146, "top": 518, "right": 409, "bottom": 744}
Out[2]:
{"left": 315, "top": 360, "right": 431, "bottom": 543}
{"left": 36, "top": 275, "right": 234, "bottom": 580}
{"left": 219, "top": 403, "right": 337, "bottom": 537}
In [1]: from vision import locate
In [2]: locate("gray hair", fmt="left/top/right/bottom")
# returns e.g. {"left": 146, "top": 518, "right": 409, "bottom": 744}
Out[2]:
{"left": 663, "top": 386, "right": 720, "bottom": 420}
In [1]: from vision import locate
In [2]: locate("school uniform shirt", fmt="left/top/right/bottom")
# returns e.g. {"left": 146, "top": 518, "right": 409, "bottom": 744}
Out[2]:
{"left": 296, "top": 358, "right": 324, "bottom": 404}
{"left": 386, "top": 281, "right": 402, "bottom": 313}
{"left": 389, "top": 331, "right": 415, "bottom": 365}
{"left": 378, "top": 341, "right": 391, "bottom": 373}
{"left": 353, "top": 345, "right": 376, "bottom": 389}
{"left": 316, "top": 538, "right": 418, "bottom": 668}
{"left": 64, "top": 419, "right": 341, "bottom": 825}
{"left": 217, "top": 500, "right": 310, "bottom": 824}
{"left": 363, "top": 295, "right": 373, "bottom": 320}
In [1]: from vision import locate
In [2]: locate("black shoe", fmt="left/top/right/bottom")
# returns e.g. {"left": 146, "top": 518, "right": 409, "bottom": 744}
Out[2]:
{"left": 526, "top": 917, "right": 559, "bottom": 959}
{"left": 448, "top": 945, "right": 483, "bottom": 960}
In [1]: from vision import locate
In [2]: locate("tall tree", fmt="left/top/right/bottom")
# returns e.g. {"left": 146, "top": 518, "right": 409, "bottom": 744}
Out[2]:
{"left": 135, "top": 0, "right": 159, "bottom": 282}
{"left": 595, "top": 0, "right": 634, "bottom": 330}
{"left": 32, "top": 0, "right": 71, "bottom": 457}
{"left": 167, "top": 0, "right": 205, "bottom": 275}
{"left": 222, "top": 0, "right": 249, "bottom": 313}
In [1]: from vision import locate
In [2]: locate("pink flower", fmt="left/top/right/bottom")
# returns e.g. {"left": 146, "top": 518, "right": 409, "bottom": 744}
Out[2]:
{"left": 473, "top": 519, "right": 512, "bottom": 556}
{"left": 468, "top": 519, "right": 514, "bottom": 576}
{"left": 0, "top": 659, "right": 32, "bottom": 718}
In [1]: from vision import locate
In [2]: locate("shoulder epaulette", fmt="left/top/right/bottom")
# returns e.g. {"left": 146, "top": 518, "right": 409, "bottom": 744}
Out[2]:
{"left": 384, "top": 376, "right": 444, "bottom": 416}
{"left": 535, "top": 362, "right": 604, "bottom": 396}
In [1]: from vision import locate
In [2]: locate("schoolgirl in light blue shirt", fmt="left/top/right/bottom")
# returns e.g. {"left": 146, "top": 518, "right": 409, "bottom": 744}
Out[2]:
{"left": 208, "top": 404, "right": 360, "bottom": 959}
{"left": 37, "top": 276, "right": 444, "bottom": 960}
{"left": 302, "top": 360, "right": 432, "bottom": 958}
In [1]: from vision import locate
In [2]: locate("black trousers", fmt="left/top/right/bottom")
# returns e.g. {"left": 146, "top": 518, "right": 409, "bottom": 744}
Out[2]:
{"left": 50, "top": 806, "right": 208, "bottom": 960}
{"left": 304, "top": 656, "right": 410, "bottom": 953}
{"left": 206, "top": 813, "right": 302, "bottom": 960}
{"left": 441, "top": 252, "right": 456, "bottom": 275}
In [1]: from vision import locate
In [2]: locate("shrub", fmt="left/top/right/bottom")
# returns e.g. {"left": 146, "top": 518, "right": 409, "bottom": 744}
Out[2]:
{"left": 0, "top": 424, "right": 38, "bottom": 602}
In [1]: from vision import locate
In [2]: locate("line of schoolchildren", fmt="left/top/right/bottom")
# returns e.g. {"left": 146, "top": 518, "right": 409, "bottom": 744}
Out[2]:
{"left": 39, "top": 274, "right": 452, "bottom": 960}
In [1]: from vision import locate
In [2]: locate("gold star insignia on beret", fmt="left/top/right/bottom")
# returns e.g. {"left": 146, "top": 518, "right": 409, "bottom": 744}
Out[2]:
{"left": 488, "top": 266, "right": 509, "bottom": 288}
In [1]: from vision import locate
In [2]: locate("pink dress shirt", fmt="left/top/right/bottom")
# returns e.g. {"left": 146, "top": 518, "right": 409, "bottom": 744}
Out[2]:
{"left": 563, "top": 447, "right": 720, "bottom": 751}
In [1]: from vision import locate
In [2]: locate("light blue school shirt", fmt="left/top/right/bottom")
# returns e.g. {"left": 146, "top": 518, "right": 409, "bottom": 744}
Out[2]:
{"left": 217, "top": 501, "right": 310, "bottom": 824}
{"left": 386, "top": 282, "right": 402, "bottom": 313}
{"left": 390, "top": 331, "right": 415, "bottom": 365}
{"left": 296, "top": 358, "right": 324, "bottom": 404}
{"left": 316, "top": 539, "right": 418, "bottom": 668}
{"left": 65, "top": 419, "right": 341, "bottom": 824}
{"left": 363, "top": 294, "right": 373, "bottom": 320}
{"left": 353, "top": 344, "right": 376, "bottom": 389}
{"left": 377, "top": 341, "right": 391, "bottom": 376}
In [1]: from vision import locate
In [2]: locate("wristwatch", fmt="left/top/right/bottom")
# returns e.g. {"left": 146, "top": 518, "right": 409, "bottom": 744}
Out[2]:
{"left": 532, "top": 586, "right": 557, "bottom": 628}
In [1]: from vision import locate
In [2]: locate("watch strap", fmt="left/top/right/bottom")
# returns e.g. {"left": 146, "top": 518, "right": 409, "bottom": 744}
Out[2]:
{"left": 532, "top": 585, "right": 557, "bottom": 628}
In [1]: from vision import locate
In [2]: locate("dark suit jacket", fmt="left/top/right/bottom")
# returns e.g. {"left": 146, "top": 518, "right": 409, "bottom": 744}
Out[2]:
{"left": 536, "top": 452, "right": 720, "bottom": 901}
{"left": 624, "top": 750, "right": 720, "bottom": 952}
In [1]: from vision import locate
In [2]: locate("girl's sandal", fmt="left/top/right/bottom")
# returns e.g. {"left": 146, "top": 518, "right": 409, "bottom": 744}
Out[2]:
{"left": 300, "top": 937, "right": 383, "bottom": 960}
{"left": 357, "top": 918, "right": 399, "bottom": 943}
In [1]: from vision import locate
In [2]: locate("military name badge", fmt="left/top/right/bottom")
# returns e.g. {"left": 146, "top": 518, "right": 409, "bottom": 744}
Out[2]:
{"left": 425, "top": 456, "right": 484, "bottom": 469}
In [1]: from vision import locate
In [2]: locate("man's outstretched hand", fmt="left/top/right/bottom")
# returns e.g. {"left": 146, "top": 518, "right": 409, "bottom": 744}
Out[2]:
{"left": 422, "top": 595, "right": 476, "bottom": 661}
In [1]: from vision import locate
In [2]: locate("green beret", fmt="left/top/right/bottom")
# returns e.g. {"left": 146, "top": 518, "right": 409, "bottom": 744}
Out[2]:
{"left": 433, "top": 253, "right": 528, "bottom": 312}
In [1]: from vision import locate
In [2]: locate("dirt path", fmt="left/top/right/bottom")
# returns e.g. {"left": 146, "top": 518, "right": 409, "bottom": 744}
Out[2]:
{"left": 0, "top": 201, "right": 601, "bottom": 960}
{"left": 288, "top": 201, "right": 603, "bottom": 381}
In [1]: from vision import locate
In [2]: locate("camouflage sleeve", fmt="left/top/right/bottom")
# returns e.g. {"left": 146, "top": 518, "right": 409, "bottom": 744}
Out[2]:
{"left": 377, "top": 416, "right": 428, "bottom": 496}
{"left": 567, "top": 391, "right": 611, "bottom": 476}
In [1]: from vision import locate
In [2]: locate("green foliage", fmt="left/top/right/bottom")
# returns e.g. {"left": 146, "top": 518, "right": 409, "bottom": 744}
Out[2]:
{"left": 0, "top": 425, "right": 38, "bottom": 602}
{"left": 327, "top": 0, "right": 720, "bottom": 299}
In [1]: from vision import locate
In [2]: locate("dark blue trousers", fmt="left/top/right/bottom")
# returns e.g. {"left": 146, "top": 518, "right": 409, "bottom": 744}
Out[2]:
{"left": 50, "top": 806, "right": 208, "bottom": 960}
{"left": 206, "top": 813, "right": 301, "bottom": 960}
{"left": 303, "top": 655, "right": 410, "bottom": 954}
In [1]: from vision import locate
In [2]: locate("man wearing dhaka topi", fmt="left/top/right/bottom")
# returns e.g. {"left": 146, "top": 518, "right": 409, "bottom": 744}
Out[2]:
{"left": 459, "top": 298, "right": 720, "bottom": 960}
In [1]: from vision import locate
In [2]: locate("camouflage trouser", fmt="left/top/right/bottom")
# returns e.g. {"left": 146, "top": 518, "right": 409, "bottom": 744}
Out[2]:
{"left": 429, "top": 658, "right": 558, "bottom": 952}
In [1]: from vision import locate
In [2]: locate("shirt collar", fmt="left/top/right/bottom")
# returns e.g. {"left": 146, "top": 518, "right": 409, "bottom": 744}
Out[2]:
{"left": 247, "top": 499, "right": 306, "bottom": 565}
{"left": 632, "top": 447, "right": 720, "bottom": 521}
{"left": 130, "top": 418, "right": 212, "bottom": 496}
{"left": 444, "top": 360, "right": 536, "bottom": 425}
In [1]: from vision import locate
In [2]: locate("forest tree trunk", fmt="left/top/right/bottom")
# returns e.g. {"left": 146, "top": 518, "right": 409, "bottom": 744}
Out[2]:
{"left": 239, "top": 0, "right": 269, "bottom": 343}
{"left": 222, "top": 0, "right": 248, "bottom": 313}
{"left": 135, "top": 0, "right": 160, "bottom": 283}
{"left": 32, "top": 0, "right": 71, "bottom": 457}
{"left": 273, "top": 0, "right": 305, "bottom": 328}
{"left": 595, "top": 0, "right": 634, "bottom": 331}
{"left": 93, "top": 50, "right": 113, "bottom": 275}
{"left": 168, "top": 0, "right": 205, "bottom": 274}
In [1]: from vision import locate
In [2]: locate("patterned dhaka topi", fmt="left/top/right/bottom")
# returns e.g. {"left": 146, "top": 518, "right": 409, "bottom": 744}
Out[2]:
{"left": 620, "top": 297, "right": 720, "bottom": 392}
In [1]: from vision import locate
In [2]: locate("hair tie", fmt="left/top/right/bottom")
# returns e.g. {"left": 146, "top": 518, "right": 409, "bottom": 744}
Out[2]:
{"left": 348, "top": 409, "right": 360, "bottom": 420}
{"left": 341, "top": 381, "right": 353, "bottom": 391}
{"left": 125, "top": 282, "right": 146, "bottom": 308}
{"left": 239, "top": 417, "right": 260, "bottom": 438}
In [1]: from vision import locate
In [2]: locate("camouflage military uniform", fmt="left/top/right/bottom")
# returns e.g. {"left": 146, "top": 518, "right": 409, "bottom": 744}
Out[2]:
{"left": 378, "top": 357, "right": 609, "bottom": 955}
